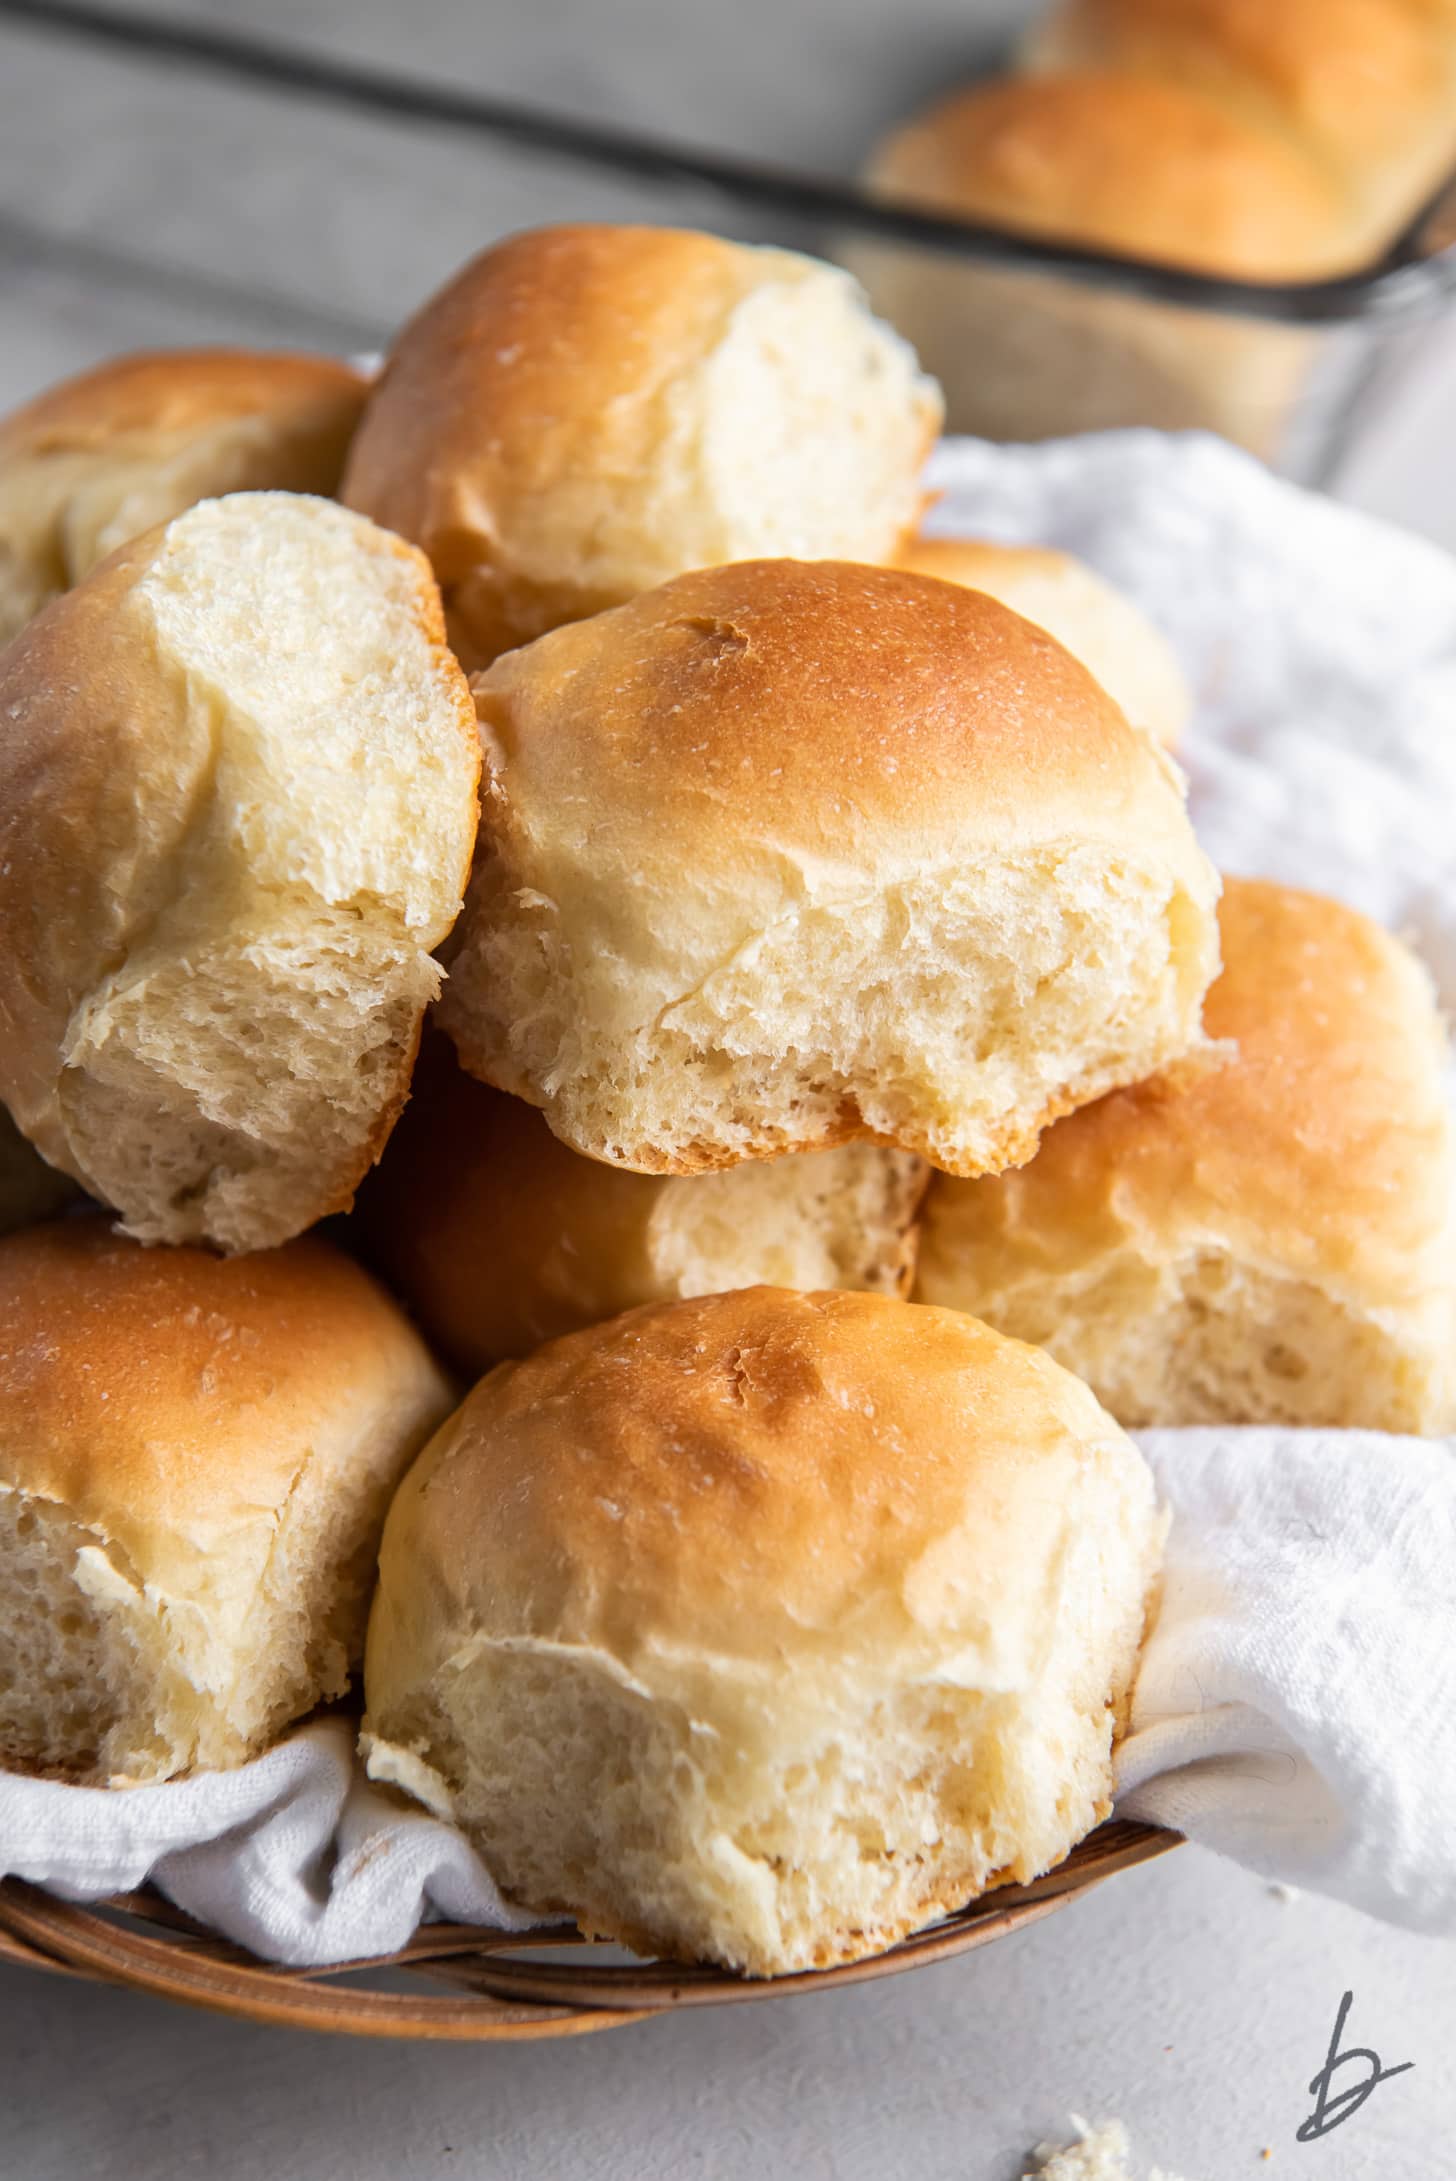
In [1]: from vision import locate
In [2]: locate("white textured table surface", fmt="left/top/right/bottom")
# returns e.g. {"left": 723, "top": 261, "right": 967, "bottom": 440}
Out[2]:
{"left": 0, "top": 5, "right": 1451, "bottom": 2175}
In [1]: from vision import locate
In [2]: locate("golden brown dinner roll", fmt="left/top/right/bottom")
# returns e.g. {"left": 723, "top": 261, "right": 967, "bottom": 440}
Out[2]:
{"left": 0, "top": 349, "right": 368, "bottom": 646}
{"left": 859, "top": 0, "right": 1456, "bottom": 447}
{"left": 867, "top": 72, "right": 1354, "bottom": 279}
{"left": 1025, "top": 0, "right": 1456, "bottom": 250}
{"left": 0, "top": 492, "right": 479, "bottom": 1254}
{"left": 363, "top": 1286, "right": 1163, "bottom": 1975}
{"left": 342, "top": 224, "right": 942, "bottom": 665}
{"left": 354, "top": 1036, "right": 927, "bottom": 1376}
{"left": 917, "top": 879, "right": 1456, "bottom": 1433}
{"left": 0, "top": 1221, "right": 453, "bottom": 1785}
{"left": 438, "top": 557, "right": 1219, "bottom": 1179}
{"left": 857, "top": 71, "right": 1349, "bottom": 447}
{"left": 0, "top": 1107, "right": 80, "bottom": 1233}
{"left": 897, "top": 535, "right": 1190, "bottom": 748}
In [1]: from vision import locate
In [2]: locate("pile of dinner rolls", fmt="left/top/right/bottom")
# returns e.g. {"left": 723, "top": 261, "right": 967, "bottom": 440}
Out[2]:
{"left": 0, "top": 221, "right": 1450, "bottom": 1979}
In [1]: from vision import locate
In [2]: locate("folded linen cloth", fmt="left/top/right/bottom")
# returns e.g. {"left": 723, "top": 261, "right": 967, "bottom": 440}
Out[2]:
{"left": 0, "top": 1719, "right": 529, "bottom": 1963}
{"left": 1119, "top": 1430, "right": 1456, "bottom": 1934}
{"left": 1, "top": 430, "right": 1453, "bottom": 1965}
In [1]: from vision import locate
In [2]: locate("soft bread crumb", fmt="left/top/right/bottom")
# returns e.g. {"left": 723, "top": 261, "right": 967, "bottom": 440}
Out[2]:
{"left": 352, "top": 1042, "right": 928, "bottom": 1375}
{"left": 917, "top": 879, "right": 1456, "bottom": 1433}
{"left": 0, "top": 492, "right": 480, "bottom": 1252}
{"left": 1027, "top": 2116, "right": 1193, "bottom": 2181}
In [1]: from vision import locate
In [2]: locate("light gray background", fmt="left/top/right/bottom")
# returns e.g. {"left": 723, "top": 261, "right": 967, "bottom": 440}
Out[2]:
{"left": 0, "top": 4, "right": 1451, "bottom": 2174}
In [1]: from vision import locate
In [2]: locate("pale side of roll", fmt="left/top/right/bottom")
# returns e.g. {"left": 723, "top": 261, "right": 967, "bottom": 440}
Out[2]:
{"left": 0, "top": 349, "right": 368, "bottom": 646}
{"left": 0, "top": 492, "right": 480, "bottom": 1253}
{"left": 437, "top": 557, "right": 1221, "bottom": 1179}
{"left": 363, "top": 1287, "right": 1164, "bottom": 1976}
{"left": 343, "top": 223, "right": 943, "bottom": 665}
{"left": 917, "top": 878, "right": 1456, "bottom": 1433}
{"left": 897, "top": 534, "right": 1191, "bottom": 749}
{"left": 354, "top": 1036, "right": 928, "bottom": 1376}
{"left": 0, "top": 1221, "right": 454, "bottom": 1785}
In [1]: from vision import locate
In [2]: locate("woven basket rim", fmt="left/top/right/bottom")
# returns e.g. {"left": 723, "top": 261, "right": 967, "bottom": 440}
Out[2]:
{"left": 0, "top": 1818, "right": 1180, "bottom": 2041}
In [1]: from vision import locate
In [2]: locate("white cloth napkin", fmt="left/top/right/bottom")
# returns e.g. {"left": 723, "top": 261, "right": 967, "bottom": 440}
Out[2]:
{"left": 0, "top": 1718, "right": 529, "bottom": 1963}
{"left": 1120, "top": 1431, "right": 1456, "bottom": 1932}
{"left": 923, "top": 432, "right": 1456, "bottom": 991}
{"left": 2, "top": 430, "right": 1455, "bottom": 1965}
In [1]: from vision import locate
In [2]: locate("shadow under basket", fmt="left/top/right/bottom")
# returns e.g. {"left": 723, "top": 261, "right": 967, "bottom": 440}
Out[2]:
{"left": 0, "top": 1820, "right": 1178, "bottom": 2041}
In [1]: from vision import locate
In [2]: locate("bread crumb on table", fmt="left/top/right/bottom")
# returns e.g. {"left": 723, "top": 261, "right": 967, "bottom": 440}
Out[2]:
{"left": 1026, "top": 2114, "right": 1194, "bottom": 2181}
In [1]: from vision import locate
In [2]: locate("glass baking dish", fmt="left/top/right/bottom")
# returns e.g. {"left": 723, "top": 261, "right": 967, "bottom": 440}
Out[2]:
{"left": 2, "top": 0, "right": 1454, "bottom": 490}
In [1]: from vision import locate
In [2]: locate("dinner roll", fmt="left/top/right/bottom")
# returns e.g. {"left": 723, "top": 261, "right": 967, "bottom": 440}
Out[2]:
{"left": 0, "top": 1108, "right": 80, "bottom": 1233}
{"left": 1025, "top": 0, "right": 1456, "bottom": 250}
{"left": 342, "top": 224, "right": 942, "bottom": 665}
{"left": 354, "top": 1036, "right": 927, "bottom": 1376}
{"left": 897, "top": 535, "right": 1191, "bottom": 748}
{"left": 867, "top": 73, "right": 1355, "bottom": 280}
{"left": 438, "top": 558, "right": 1219, "bottom": 1179}
{"left": 917, "top": 879, "right": 1456, "bottom": 1433}
{"left": 857, "top": 72, "right": 1347, "bottom": 449}
{"left": 0, "top": 492, "right": 479, "bottom": 1253}
{"left": 0, "top": 350, "right": 367, "bottom": 646}
{"left": 0, "top": 1222, "right": 452, "bottom": 1785}
{"left": 363, "top": 1286, "right": 1163, "bottom": 1976}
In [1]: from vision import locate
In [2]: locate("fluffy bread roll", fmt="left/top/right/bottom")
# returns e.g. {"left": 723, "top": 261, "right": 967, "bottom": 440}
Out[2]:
{"left": 897, "top": 535, "right": 1190, "bottom": 749}
{"left": 438, "top": 558, "right": 1219, "bottom": 1178}
{"left": 0, "top": 350, "right": 367, "bottom": 646}
{"left": 856, "top": 72, "right": 1349, "bottom": 449}
{"left": 917, "top": 879, "right": 1456, "bottom": 1433}
{"left": 354, "top": 1036, "right": 927, "bottom": 1375}
{"left": 0, "top": 492, "right": 480, "bottom": 1254}
{"left": 0, "top": 1221, "right": 453, "bottom": 1785}
{"left": 0, "top": 1108, "right": 80, "bottom": 1233}
{"left": 342, "top": 224, "right": 942, "bottom": 665}
{"left": 1025, "top": 0, "right": 1456, "bottom": 251}
{"left": 856, "top": 2, "right": 1456, "bottom": 449}
{"left": 866, "top": 72, "right": 1355, "bottom": 278}
{"left": 363, "top": 1286, "right": 1163, "bottom": 1976}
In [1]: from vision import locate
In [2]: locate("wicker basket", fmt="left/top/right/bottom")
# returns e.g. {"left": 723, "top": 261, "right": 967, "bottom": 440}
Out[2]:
{"left": 0, "top": 1819, "right": 1177, "bottom": 2040}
